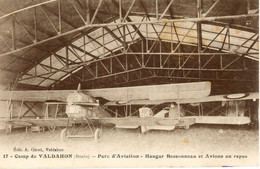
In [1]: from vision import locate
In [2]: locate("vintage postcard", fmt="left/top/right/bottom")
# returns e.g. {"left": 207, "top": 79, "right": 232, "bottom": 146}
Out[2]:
{"left": 0, "top": 0, "right": 258, "bottom": 168}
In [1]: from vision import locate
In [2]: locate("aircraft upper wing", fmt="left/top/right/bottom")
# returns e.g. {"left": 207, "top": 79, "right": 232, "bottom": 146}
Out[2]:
{"left": 105, "top": 92, "right": 259, "bottom": 105}
{"left": 0, "top": 82, "right": 211, "bottom": 103}
{"left": 0, "top": 90, "right": 76, "bottom": 102}
{"left": 86, "top": 81, "right": 211, "bottom": 102}
{"left": 0, "top": 82, "right": 257, "bottom": 106}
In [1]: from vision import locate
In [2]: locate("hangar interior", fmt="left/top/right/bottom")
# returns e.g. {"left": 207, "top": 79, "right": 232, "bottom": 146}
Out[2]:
{"left": 0, "top": 0, "right": 258, "bottom": 131}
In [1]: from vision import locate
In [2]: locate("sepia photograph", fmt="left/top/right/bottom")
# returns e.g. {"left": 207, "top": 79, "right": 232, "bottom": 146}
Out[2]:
{"left": 0, "top": 0, "right": 258, "bottom": 168}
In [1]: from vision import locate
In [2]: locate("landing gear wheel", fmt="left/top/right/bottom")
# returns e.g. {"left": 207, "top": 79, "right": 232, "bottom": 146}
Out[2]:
{"left": 94, "top": 128, "right": 102, "bottom": 142}
{"left": 48, "top": 126, "right": 56, "bottom": 131}
{"left": 60, "top": 128, "right": 69, "bottom": 141}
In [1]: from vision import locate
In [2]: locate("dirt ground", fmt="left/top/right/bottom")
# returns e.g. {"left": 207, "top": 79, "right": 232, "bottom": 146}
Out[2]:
{"left": 0, "top": 124, "right": 258, "bottom": 168}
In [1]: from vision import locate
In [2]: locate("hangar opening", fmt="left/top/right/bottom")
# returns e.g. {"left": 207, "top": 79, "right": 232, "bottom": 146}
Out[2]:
{"left": 0, "top": 1, "right": 258, "bottom": 166}
{"left": 0, "top": 0, "right": 258, "bottom": 131}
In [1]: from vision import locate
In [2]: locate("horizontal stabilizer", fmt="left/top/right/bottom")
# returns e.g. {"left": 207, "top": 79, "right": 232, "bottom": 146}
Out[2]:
{"left": 99, "top": 117, "right": 195, "bottom": 127}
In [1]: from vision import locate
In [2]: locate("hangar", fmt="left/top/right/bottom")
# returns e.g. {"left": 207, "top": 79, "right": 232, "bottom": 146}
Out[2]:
{"left": 0, "top": 0, "right": 259, "bottom": 168}
{"left": 0, "top": 0, "right": 258, "bottom": 135}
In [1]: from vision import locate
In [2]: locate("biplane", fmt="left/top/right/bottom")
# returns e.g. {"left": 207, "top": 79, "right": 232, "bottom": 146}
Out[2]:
{"left": 0, "top": 81, "right": 258, "bottom": 141}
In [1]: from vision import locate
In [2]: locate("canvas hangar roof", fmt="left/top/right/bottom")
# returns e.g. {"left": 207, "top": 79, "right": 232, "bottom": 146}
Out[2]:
{"left": 0, "top": 0, "right": 258, "bottom": 94}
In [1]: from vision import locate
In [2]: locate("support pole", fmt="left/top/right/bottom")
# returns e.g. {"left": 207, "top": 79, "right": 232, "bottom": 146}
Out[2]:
{"left": 125, "top": 105, "right": 128, "bottom": 117}
{"left": 45, "top": 104, "right": 49, "bottom": 119}
{"left": 197, "top": 0, "right": 202, "bottom": 78}
{"left": 66, "top": 46, "right": 69, "bottom": 68}
{"left": 55, "top": 104, "right": 59, "bottom": 118}
{"left": 33, "top": 6, "right": 37, "bottom": 42}
{"left": 142, "top": 40, "right": 144, "bottom": 67}
{"left": 119, "top": 0, "right": 122, "bottom": 22}
{"left": 58, "top": 0, "right": 62, "bottom": 34}
{"left": 155, "top": 0, "right": 159, "bottom": 20}
{"left": 12, "top": 15, "right": 16, "bottom": 50}
{"left": 18, "top": 99, "right": 24, "bottom": 119}
{"left": 86, "top": 0, "right": 90, "bottom": 24}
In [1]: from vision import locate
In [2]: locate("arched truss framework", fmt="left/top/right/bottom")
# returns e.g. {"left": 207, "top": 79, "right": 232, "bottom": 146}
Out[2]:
{"left": 0, "top": 0, "right": 258, "bottom": 90}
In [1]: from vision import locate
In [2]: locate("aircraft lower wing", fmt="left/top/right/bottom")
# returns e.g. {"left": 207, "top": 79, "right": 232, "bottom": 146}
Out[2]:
{"left": 0, "top": 116, "right": 250, "bottom": 129}
{"left": 0, "top": 117, "right": 195, "bottom": 128}
{"left": 99, "top": 116, "right": 251, "bottom": 126}
{"left": 0, "top": 118, "right": 68, "bottom": 127}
